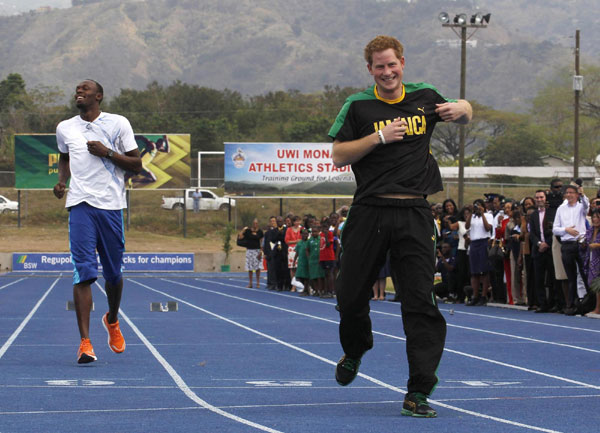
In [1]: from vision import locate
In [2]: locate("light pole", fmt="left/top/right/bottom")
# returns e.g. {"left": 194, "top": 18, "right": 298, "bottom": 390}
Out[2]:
{"left": 439, "top": 12, "right": 490, "bottom": 207}
{"left": 573, "top": 29, "right": 582, "bottom": 178}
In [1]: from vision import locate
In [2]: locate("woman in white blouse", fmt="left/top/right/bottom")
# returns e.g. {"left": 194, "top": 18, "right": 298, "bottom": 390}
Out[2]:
{"left": 465, "top": 199, "right": 494, "bottom": 306}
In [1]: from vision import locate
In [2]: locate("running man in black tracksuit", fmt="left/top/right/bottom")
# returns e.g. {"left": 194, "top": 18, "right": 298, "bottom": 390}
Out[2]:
{"left": 329, "top": 35, "right": 472, "bottom": 418}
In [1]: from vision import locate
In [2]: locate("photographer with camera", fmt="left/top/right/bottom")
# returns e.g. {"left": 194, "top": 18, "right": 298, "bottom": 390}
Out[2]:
{"left": 552, "top": 180, "right": 590, "bottom": 315}
{"left": 465, "top": 198, "right": 494, "bottom": 306}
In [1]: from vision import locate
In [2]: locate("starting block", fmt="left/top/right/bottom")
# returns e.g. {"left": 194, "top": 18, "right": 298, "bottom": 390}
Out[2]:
{"left": 66, "top": 301, "right": 94, "bottom": 311}
{"left": 150, "top": 301, "right": 178, "bottom": 312}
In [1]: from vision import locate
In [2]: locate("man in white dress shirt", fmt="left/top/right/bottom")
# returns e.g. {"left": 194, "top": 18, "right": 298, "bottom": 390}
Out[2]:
{"left": 552, "top": 183, "right": 589, "bottom": 315}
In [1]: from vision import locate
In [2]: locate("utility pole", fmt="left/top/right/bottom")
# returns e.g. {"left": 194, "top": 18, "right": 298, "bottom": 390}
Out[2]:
{"left": 458, "top": 25, "right": 466, "bottom": 208}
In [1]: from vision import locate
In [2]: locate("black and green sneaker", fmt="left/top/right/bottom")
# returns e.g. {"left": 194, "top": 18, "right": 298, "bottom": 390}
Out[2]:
{"left": 401, "top": 392, "right": 437, "bottom": 418}
{"left": 335, "top": 354, "right": 361, "bottom": 386}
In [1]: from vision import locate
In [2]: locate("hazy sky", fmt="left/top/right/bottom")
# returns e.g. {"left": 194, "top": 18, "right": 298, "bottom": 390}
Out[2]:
{"left": 0, "top": 0, "right": 70, "bottom": 14}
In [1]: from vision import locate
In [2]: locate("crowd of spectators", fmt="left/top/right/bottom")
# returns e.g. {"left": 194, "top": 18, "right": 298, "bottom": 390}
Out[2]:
{"left": 237, "top": 207, "right": 349, "bottom": 298}
{"left": 235, "top": 177, "right": 600, "bottom": 318}
{"left": 433, "top": 178, "right": 600, "bottom": 317}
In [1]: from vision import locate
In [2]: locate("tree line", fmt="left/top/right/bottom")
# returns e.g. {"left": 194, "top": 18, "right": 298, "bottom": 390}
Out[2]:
{"left": 1, "top": 67, "right": 598, "bottom": 174}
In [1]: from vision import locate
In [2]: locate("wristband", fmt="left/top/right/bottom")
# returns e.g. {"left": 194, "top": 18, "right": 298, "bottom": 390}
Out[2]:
{"left": 377, "top": 130, "right": 386, "bottom": 145}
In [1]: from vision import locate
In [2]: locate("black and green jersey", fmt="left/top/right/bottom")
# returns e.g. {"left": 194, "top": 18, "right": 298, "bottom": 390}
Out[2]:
{"left": 328, "top": 83, "right": 454, "bottom": 203}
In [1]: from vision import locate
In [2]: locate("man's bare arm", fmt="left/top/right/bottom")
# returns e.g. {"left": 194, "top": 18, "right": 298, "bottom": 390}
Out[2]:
{"left": 53, "top": 152, "right": 70, "bottom": 199}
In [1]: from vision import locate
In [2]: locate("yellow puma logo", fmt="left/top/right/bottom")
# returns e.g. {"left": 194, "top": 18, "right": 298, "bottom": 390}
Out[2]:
{"left": 417, "top": 107, "right": 425, "bottom": 114}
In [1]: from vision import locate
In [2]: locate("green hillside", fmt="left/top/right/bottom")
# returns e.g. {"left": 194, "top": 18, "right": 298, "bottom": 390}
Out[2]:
{"left": 0, "top": 0, "right": 597, "bottom": 111}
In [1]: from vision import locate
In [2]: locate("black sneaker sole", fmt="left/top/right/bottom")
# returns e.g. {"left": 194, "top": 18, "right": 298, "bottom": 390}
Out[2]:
{"left": 335, "top": 368, "right": 358, "bottom": 386}
{"left": 77, "top": 353, "right": 97, "bottom": 364}
{"left": 335, "top": 356, "right": 361, "bottom": 386}
{"left": 401, "top": 408, "right": 437, "bottom": 418}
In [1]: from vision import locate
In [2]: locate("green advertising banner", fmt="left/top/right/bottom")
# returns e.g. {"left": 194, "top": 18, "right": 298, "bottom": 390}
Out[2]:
{"left": 15, "top": 134, "right": 191, "bottom": 189}
{"left": 15, "top": 135, "right": 58, "bottom": 189}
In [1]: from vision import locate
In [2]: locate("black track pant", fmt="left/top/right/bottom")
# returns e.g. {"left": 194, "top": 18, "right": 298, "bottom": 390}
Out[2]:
{"left": 561, "top": 241, "right": 588, "bottom": 308}
{"left": 533, "top": 249, "right": 555, "bottom": 309}
{"left": 336, "top": 197, "right": 447, "bottom": 396}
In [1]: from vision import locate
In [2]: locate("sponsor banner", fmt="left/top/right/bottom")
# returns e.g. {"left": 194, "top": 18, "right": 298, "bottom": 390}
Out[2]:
{"left": 12, "top": 253, "right": 194, "bottom": 272}
{"left": 14, "top": 135, "right": 57, "bottom": 189}
{"left": 224, "top": 142, "right": 356, "bottom": 196}
{"left": 14, "top": 134, "right": 191, "bottom": 189}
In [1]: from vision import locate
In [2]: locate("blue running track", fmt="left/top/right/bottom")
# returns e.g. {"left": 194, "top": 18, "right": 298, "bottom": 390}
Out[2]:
{"left": 1, "top": 272, "right": 599, "bottom": 432}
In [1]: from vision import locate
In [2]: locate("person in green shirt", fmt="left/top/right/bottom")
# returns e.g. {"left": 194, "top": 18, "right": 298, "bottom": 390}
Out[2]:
{"left": 307, "top": 222, "right": 325, "bottom": 296}
{"left": 292, "top": 229, "right": 310, "bottom": 296}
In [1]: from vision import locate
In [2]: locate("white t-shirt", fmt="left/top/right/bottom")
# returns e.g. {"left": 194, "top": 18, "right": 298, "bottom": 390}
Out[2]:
{"left": 56, "top": 112, "right": 138, "bottom": 210}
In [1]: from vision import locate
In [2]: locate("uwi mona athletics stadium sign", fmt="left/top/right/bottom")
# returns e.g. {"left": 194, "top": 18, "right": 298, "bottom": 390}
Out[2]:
{"left": 224, "top": 142, "right": 355, "bottom": 196}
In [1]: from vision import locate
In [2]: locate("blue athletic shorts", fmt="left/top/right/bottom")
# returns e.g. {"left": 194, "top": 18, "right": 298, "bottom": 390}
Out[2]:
{"left": 69, "top": 202, "right": 125, "bottom": 286}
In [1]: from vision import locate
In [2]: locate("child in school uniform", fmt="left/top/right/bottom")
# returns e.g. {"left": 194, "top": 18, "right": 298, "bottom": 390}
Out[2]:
{"left": 292, "top": 229, "right": 310, "bottom": 296}
{"left": 320, "top": 217, "right": 336, "bottom": 298}
{"left": 307, "top": 222, "right": 325, "bottom": 296}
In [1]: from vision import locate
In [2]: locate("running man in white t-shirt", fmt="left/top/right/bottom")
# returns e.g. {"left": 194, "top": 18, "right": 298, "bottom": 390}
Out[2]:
{"left": 53, "top": 80, "right": 142, "bottom": 364}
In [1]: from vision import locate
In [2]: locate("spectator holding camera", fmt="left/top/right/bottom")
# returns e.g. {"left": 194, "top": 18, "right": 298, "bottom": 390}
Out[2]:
{"left": 589, "top": 197, "right": 600, "bottom": 220}
{"left": 465, "top": 198, "right": 493, "bottom": 305}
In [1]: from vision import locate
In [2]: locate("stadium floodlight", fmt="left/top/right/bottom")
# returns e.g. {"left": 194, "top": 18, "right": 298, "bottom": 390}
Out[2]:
{"left": 470, "top": 14, "right": 482, "bottom": 24}
{"left": 438, "top": 11, "right": 490, "bottom": 207}
{"left": 453, "top": 13, "right": 467, "bottom": 25}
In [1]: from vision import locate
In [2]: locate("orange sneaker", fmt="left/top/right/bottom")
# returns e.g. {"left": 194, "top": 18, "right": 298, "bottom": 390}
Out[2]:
{"left": 77, "top": 338, "right": 97, "bottom": 364}
{"left": 102, "top": 313, "right": 126, "bottom": 354}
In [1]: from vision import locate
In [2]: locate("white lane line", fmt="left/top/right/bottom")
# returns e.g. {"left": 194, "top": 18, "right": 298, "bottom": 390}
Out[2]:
{"left": 437, "top": 394, "right": 600, "bottom": 402}
{"left": 94, "top": 283, "right": 282, "bottom": 433}
{"left": 165, "top": 278, "right": 600, "bottom": 391}
{"left": 0, "top": 400, "right": 400, "bottom": 416}
{"left": 440, "top": 322, "right": 600, "bottom": 354}
{"left": 0, "top": 277, "right": 26, "bottom": 290}
{"left": 438, "top": 308, "right": 600, "bottom": 334}
{"left": 3, "top": 394, "right": 600, "bottom": 417}
{"left": 0, "top": 406, "right": 202, "bottom": 416}
{"left": 3, "top": 384, "right": 593, "bottom": 391}
{"left": 207, "top": 281, "right": 600, "bottom": 354}
{"left": 213, "top": 279, "right": 600, "bottom": 334}
{"left": 132, "top": 279, "right": 563, "bottom": 433}
{"left": 0, "top": 278, "right": 58, "bottom": 361}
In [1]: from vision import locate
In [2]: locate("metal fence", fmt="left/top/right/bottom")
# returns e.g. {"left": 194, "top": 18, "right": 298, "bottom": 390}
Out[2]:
{"left": 0, "top": 171, "right": 14, "bottom": 187}
{"left": 3, "top": 178, "right": 595, "bottom": 239}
